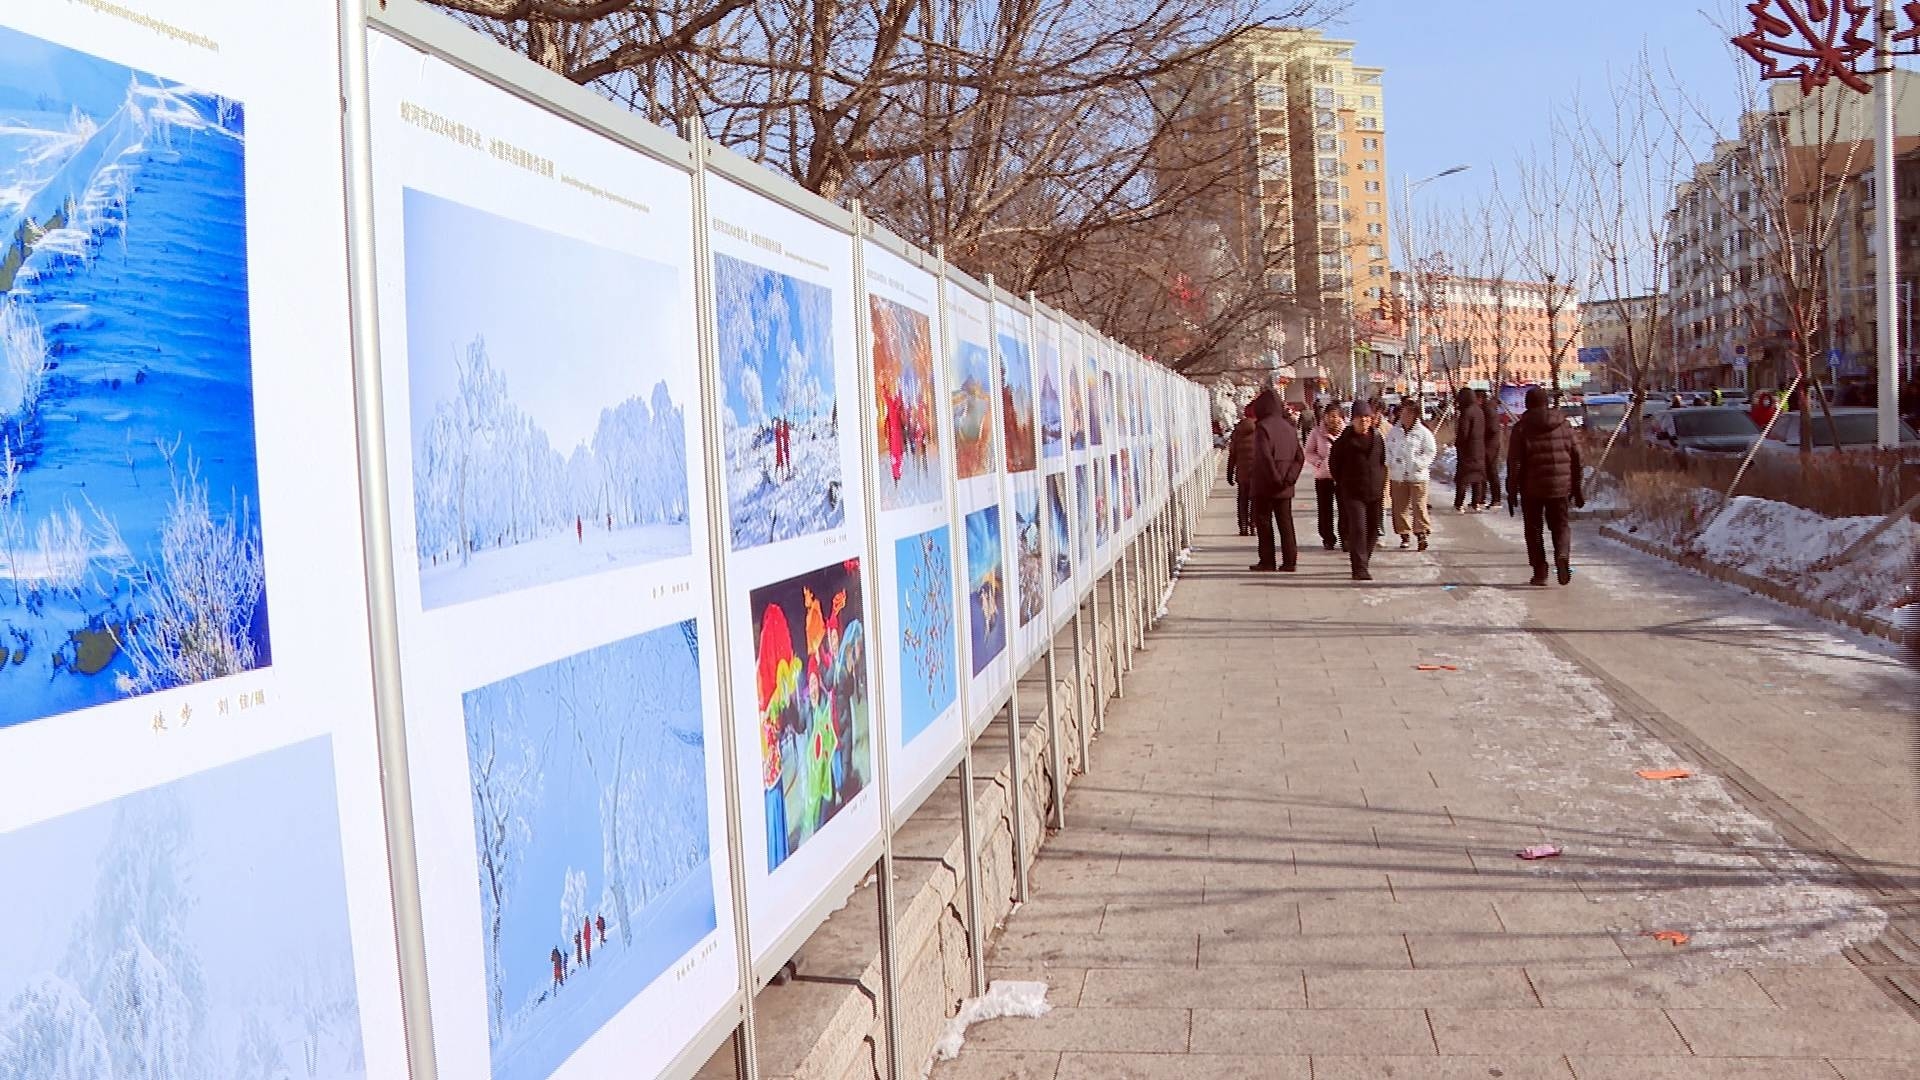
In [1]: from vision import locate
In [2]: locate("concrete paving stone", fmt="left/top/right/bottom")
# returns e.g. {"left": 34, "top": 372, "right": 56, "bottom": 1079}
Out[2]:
{"left": 1200, "top": 932, "right": 1413, "bottom": 970}
{"left": 1188, "top": 1006, "right": 1434, "bottom": 1055}
{"left": 1826, "top": 1061, "right": 1920, "bottom": 1080}
{"left": 1747, "top": 967, "right": 1912, "bottom": 1012}
{"left": 1311, "top": 1056, "right": 1578, "bottom": 1080}
{"left": 1080, "top": 965, "right": 1308, "bottom": 1009}
{"left": 988, "top": 929, "right": 1198, "bottom": 969}
{"left": 1666, "top": 1007, "right": 1920, "bottom": 1059}
{"left": 1299, "top": 897, "right": 1506, "bottom": 934}
{"left": 1429, "top": 1007, "right": 1688, "bottom": 1057}
{"left": 984, "top": 967, "right": 1088, "bottom": 1008}
{"left": 1526, "top": 967, "right": 1774, "bottom": 1009}
{"left": 1103, "top": 899, "right": 1299, "bottom": 938}
{"left": 1407, "top": 932, "right": 1629, "bottom": 968}
{"left": 1306, "top": 967, "right": 1539, "bottom": 1009}
{"left": 1567, "top": 1057, "right": 1844, "bottom": 1079}
{"left": 929, "top": 1049, "right": 1062, "bottom": 1079}
{"left": 1053, "top": 1051, "right": 1310, "bottom": 1080}
{"left": 1493, "top": 895, "right": 1651, "bottom": 934}
{"left": 958, "top": 1006, "right": 1193, "bottom": 1054}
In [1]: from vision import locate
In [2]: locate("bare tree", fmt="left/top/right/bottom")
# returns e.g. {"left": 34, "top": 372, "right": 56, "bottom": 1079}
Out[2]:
{"left": 1511, "top": 134, "right": 1584, "bottom": 404}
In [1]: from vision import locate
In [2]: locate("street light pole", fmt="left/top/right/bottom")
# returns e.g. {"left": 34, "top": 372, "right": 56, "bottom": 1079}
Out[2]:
{"left": 1874, "top": 0, "right": 1901, "bottom": 447}
{"left": 1400, "top": 164, "right": 1470, "bottom": 408}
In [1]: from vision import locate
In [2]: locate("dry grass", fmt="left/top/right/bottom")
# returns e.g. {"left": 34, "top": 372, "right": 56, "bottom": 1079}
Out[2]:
{"left": 1590, "top": 433, "right": 1912, "bottom": 519}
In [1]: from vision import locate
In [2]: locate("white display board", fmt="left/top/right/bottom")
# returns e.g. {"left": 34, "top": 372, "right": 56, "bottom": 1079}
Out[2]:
{"left": 705, "top": 173, "right": 880, "bottom": 968}
{"left": 0, "top": 4, "right": 408, "bottom": 1076}
{"left": 862, "top": 240, "right": 963, "bottom": 819}
{"left": 1063, "top": 323, "right": 1095, "bottom": 602}
{"left": 995, "top": 298, "right": 1047, "bottom": 666}
{"left": 945, "top": 277, "right": 1009, "bottom": 731}
{"left": 365, "top": 37, "right": 738, "bottom": 1080}
{"left": 1036, "top": 311, "right": 1076, "bottom": 630}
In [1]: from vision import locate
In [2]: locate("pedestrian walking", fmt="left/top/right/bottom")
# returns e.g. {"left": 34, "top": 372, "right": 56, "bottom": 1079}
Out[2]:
{"left": 1506, "top": 386, "right": 1585, "bottom": 586}
{"left": 1243, "top": 386, "right": 1304, "bottom": 572}
{"left": 1329, "top": 401, "right": 1386, "bottom": 581}
{"left": 1225, "top": 403, "right": 1257, "bottom": 536}
{"left": 1386, "top": 401, "right": 1437, "bottom": 551}
{"left": 1304, "top": 403, "right": 1345, "bottom": 550}
{"left": 1451, "top": 387, "right": 1488, "bottom": 512}
{"left": 1748, "top": 390, "right": 1778, "bottom": 431}
{"left": 1475, "top": 389, "right": 1501, "bottom": 508}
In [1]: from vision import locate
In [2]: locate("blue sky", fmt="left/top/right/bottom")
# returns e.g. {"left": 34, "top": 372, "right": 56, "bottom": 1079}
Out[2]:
{"left": 1326, "top": 0, "right": 1756, "bottom": 262}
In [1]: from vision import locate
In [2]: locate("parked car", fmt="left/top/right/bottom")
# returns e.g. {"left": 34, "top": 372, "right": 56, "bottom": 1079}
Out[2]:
{"left": 1755, "top": 406, "right": 1920, "bottom": 457}
{"left": 1580, "top": 393, "right": 1633, "bottom": 436}
{"left": 1647, "top": 406, "right": 1764, "bottom": 458}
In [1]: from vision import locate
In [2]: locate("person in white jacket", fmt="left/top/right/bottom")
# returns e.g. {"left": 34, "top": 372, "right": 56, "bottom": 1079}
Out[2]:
{"left": 1384, "top": 401, "right": 1437, "bottom": 550}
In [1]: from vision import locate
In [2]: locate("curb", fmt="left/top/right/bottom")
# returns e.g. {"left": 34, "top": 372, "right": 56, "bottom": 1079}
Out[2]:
{"left": 1599, "top": 524, "right": 1908, "bottom": 648}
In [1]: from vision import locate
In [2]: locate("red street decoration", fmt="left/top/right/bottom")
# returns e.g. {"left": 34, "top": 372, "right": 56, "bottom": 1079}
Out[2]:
{"left": 1732, "top": 0, "right": 1876, "bottom": 94}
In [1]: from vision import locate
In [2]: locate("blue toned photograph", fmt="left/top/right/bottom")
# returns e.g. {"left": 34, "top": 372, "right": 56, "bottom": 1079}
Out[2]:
{"left": 464, "top": 623, "right": 715, "bottom": 1080}
{"left": 1074, "top": 464, "right": 1091, "bottom": 563}
{"left": 1014, "top": 487, "right": 1042, "bottom": 627}
{"left": 0, "top": 26, "right": 266, "bottom": 729}
{"left": 713, "top": 252, "right": 843, "bottom": 550}
{"left": 0, "top": 737, "right": 367, "bottom": 1078}
{"left": 1038, "top": 340, "right": 1062, "bottom": 460}
{"left": 999, "top": 332, "right": 1036, "bottom": 473}
{"left": 893, "top": 525, "right": 956, "bottom": 745}
{"left": 1047, "top": 474, "right": 1071, "bottom": 590}
{"left": 403, "top": 190, "right": 692, "bottom": 609}
{"left": 964, "top": 506, "right": 1005, "bottom": 675}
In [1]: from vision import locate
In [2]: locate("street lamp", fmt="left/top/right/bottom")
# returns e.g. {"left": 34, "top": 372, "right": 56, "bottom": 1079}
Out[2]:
{"left": 1401, "top": 165, "right": 1470, "bottom": 407}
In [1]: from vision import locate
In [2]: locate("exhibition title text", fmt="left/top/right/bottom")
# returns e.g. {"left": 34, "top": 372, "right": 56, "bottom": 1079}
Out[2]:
{"left": 400, "top": 101, "right": 556, "bottom": 180}
{"left": 712, "top": 219, "right": 830, "bottom": 275}
{"left": 72, "top": 0, "right": 218, "bottom": 51}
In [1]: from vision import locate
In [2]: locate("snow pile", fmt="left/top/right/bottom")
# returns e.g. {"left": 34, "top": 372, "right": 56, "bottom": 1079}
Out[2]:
{"left": 1687, "top": 496, "right": 1916, "bottom": 625}
{"left": 1431, "top": 445, "right": 1457, "bottom": 484}
{"left": 1580, "top": 466, "right": 1625, "bottom": 512}
{"left": 926, "top": 980, "right": 1050, "bottom": 1072}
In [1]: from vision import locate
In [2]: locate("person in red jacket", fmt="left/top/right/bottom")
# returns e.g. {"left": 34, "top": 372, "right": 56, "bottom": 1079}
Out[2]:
{"left": 1506, "top": 387, "right": 1585, "bottom": 586}
{"left": 1748, "top": 390, "right": 1778, "bottom": 432}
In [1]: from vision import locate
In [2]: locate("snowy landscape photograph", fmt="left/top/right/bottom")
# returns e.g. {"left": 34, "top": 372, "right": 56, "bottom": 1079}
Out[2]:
{"left": 403, "top": 189, "right": 693, "bottom": 610}
{"left": 1120, "top": 449, "right": 1135, "bottom": 520}
{"left": 892, "top": 526, "right": 955, "bottom": 747}
{"left": 0, "top": 737, "right": 367, "bottom": 1079}
{"left": 869, "top": 296, "right": 940, "bottom": 511}
{"left": 1073, "top": 464, "right": 1091, "bottom": 561}
{"left": 1067, "top": 353, "right": 1086, "bottom": 451}
{"left": 998, "top": 332, "right": 1036, "bottom": 474}
{"left": 1013, "top": 489, "right": 1042, "bottom": 628}
{"left": 753, "top": 558, "right": 870, "bottom": 871}
{"left": 0, "top": 27, "right": 267, "bottom": 729}
{"left": 1046, "top": 475, "right": 1070, "bottom": 590}
{"left": 949, "top": 339, "right": 995, "bottom": 480}
{"left": 1037, "top": 340, "right": 1062, "bottom": 461}
{"left": 964, "top": 507, "right": 1004, "bottom": 676}
{"left": 463, "top": 621, "right": 715, "bottom": 1080}
{"left": 714, "top": 252, "right": 844, "bottom": 550}
{"left": 1088, "top": 363, "right": 1105, "bottom": 447}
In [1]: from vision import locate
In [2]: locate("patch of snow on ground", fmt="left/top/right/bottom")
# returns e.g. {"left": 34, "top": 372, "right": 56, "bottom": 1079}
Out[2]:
{"left": 926, "top": 980, "right": 1050, "bottom": 1074}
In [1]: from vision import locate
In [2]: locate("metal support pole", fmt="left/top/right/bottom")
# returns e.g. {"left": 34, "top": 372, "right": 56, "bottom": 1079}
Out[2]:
{"left": 1042, "top": 639, "right": 1067, "bottom": 831}
{"left": 1876, "top": 0, "right": 1902, "bottom": 448}
{"left": 1070, "top": 603, "right": 1091, "bottom": 771}
{"left": 1109, "top": 558, "right": 1126, "bottom": 696}
{"left": 956, "top": 749, "right": 987, "bottom": 995}
{"left": 1088, "top": 560, "right": 1108, "bottom": 733}
{"left": 1005, "top": 685, "right": 1030, "bottom": 903}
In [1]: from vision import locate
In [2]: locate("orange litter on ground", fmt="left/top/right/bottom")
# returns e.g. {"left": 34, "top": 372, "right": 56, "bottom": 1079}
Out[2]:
{"left": 1635, "top": 769, "right": 1693, "bottom": 781}
{"left": 1414, "top": 664, "right": 1459, "bottom": 672}
{"left": 1645, "top": 930, "right": 1690, "bottom": 946}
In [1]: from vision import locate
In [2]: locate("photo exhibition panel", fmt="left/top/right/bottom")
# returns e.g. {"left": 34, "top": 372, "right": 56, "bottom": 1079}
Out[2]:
{"left": 944, "top": 278, "right": 1009, "bottom": 730}
{"left": 705, "top": 174, "right": 880, "bottom": 968}
{"left": 0, "top": 3, "right": 409, "bottom": 1077}
{"left": 365, "top": 35, "right": 738, "bottom": 1080}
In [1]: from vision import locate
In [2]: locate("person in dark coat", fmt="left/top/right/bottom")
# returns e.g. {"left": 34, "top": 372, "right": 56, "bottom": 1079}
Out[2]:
{"left": 1506, "top": 386, "right": 1585, "bottom": 586}
{"left": 1451, "top": 387, "right": 1488, "bottom": 512}
{"left": 1475, "top": 389, "right": 1501, "bottom": 508}
{"left": 1225, "top": 402, "right": 1258, "bottom": 535}
{"left": 1329, "top": 401, "right": 1387, "bottom": 581}
{"left": 1242, "top": 386, "right": 1304, "bottom": 572}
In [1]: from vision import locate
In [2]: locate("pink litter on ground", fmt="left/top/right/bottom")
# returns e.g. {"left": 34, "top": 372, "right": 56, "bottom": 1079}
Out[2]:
{"left": 1516, "top": 845, "right": 1563, "bottom": 860}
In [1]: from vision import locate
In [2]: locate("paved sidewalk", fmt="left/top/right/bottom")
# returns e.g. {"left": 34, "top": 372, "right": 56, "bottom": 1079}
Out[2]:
{"left": 934, "top": 479, "right": 1920, "bottom": 1080}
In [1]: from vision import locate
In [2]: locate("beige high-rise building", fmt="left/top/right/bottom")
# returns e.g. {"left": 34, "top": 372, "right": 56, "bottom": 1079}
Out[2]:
{"left": 1234, "top": 29, "right": 1393, "bottom": 368}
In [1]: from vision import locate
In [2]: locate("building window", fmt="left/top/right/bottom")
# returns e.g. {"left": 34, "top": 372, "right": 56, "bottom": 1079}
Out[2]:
{"left": 1365, "top": 201, "right": 1382, "bottom": 215}
{"left": 1363, "top": 159, "right": 1379, "bottom": 172}
{"left": 1318, "top": 180, "right": 1338, "bottom": 197}
{"left": 1315, "top": 87, "right": 1334, "bottom": 106}
{"left": 1361, "top": 95, "right": 1378, "bottom": 110}
{"left": 1318, "top": 135, "right": 1337, "bottom": 152}
{"left": 1367, "top": 222, "right": 1383, "bottom": 235}
{"left": 1319, "top": 204, "right": 1341, "bottom": 222}
{"left": 1368, "top": 244, "right": 1384, "bottom": 258}
{"left": 1316, "top": 109, "right": 1336, "bottom": 129}
{"left": 1319, "top": 157, "right": 1340, "bottom": 177}
{"left": 1257, "top": 82, "right": 1286, "bottom": 108}
{"left": 1362, "top": 137, "right": 1379, "bottom": 151}
{"left": 1359, "top": 116, "right": 1379, "bottom": 130}
{"left": 1370, "top": 265, "right": 1386, "bottom": 277}
{"left": 1365, "top": 180, "right": 1381, "bottom": 192}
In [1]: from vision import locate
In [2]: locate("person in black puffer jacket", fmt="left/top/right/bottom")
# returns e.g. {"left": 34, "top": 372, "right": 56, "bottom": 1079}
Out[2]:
{"left": 1243, "top": 386, "right": 1304, "bottom": 572}
{"left": 1505, "top": 386, "right": 1585, "bottom": 586}
{"left": 1451, "top": 387, "right": 1488, "bottom": 512}
{"left": 1329, "top": 401, "right": 1387, "bottom": 581}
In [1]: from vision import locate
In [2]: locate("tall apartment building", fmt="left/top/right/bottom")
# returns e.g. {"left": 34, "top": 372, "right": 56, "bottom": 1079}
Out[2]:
{"left": 1225, "top": 28, "right": 1392, "bottom": 384}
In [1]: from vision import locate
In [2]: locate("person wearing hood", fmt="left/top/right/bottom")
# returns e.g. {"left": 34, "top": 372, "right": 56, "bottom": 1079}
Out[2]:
{"left": 1242, "top": 386, "right": 1304, "bottom": 572}
{"left": 1225, "top": 401, "right": 1258, "bottom": 535}
{"left": 1451, "top": 387, "right": 1488, "bottom": 512}
{"left": 1303, "top": 402, "right": 1346, "bottom": 550}
{"left": 1385, "top": 401, "right": 1437, "bottom": 550}
{"left": 1505, "top": 386, "right": 1585, "bottom": 586}
{"left": 1475, "top": 389, "right": 1501, "bottom": 508}
{"left": 1328, "top": 400, "right": 1387, "bottom": 580}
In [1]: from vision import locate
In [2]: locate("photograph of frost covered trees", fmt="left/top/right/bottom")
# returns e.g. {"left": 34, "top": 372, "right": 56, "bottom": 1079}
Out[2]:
{"left": 1046, "top": 475, "right": 1070, "bottom": 590}
{"left": 0, "top": 737, "right": 367, "bottom": 1079}
{"left": 714, "top": 252, "right": 843, "bottom": 550}
{"left": 0, "top": 28, "right": 266, "bottom": 729}
{"left": 402, "top": 189, "right": 691, "bottom": 610}
{"left": 465, "top": 621, "right": 715, "bottom": 1080}
{"left": 1074, "top": 463, "right": 1091, "bottom": 561}
{"left": 1014, "top": 488, "right": 1042, "bottom": 627}
{"left": 892, "top": 525, "right": 954, "bottom": 746}
{"left": 1038, "top": 339, "right": 1062, "bottom": 461}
